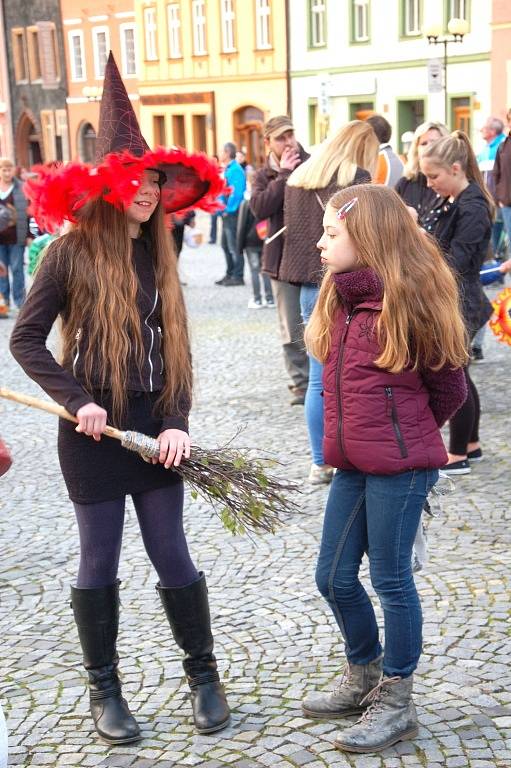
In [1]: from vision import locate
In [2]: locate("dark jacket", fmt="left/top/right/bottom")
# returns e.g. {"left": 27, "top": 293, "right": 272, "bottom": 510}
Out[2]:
{"left": 236, "top": 199, "right": 261, "bottom": 253}
{"left": 494, "top": 133, "right": 511, "bottom": 207}
{"left": 250, "top": 144, "right": 310, "bottom": 279}
{"left": 422, "top": 182, "right": 493, "bottom": 337}
{"left": 280, "top": 167, "right": 371, "bottom": 285}
{"left": 0, "top": 178, "right": 29, "bottom": 245}
{"left": 9, "top": 233, "right": 189, "bottom": 431}
{"left": 322, "top": 269, "right": 467, "bottom": 474}
{"left": 394, "top": 173, "right": 439, "bottom": 223}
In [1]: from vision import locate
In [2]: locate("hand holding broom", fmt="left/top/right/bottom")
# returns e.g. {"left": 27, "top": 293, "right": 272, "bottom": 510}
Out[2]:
{"left": 0, "top": 387, "right": 299, "bottom": 536}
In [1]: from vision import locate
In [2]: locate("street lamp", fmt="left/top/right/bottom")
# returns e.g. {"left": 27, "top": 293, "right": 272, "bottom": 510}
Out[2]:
{"left": 82, "top": 86, "right": 103, "bottom": 102}
{"left": 425, "top": 17, "right": 469, "bottom": 126}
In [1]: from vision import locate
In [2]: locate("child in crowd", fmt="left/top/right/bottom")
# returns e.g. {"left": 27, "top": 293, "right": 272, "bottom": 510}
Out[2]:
{"left": 237, "top": 171, "right": 274, "bottom": 309}
{"left": 302, "top": 184, "right": 467, "bottom": 754}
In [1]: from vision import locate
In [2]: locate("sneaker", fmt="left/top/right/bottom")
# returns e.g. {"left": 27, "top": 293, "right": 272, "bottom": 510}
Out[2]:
{"left": 215, "top": 275, "right": 229, "bottom": 285}
{"left": 289, "top": 386, "right": 306, "bottom": 406}
{"left": 309, "top": 464, "right": 334, "bottom": 485}
{"left": 467, "top": 447, "right": 483, "bottom": 462}
{"left": 247, "top": 298, "right": 263, "bottom": 309}
{"left": 223, "top": 277, "right": 244, "bottom": 286}
{"left": 265, "top": 298, "right": 275, "bottom": 308}
{"left": 471, "top": 346, "right": 484, "bottom": 362}
{"left": 441, "top": 458, "right": 471, "bottom": 475}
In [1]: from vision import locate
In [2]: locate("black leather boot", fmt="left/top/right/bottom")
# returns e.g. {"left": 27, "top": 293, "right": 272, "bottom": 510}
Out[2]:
{"left": 71, "top": 581, "right": 141, "bottom": 744}
{"left": 156, "top": 573, "right": 231, "bottom": 734}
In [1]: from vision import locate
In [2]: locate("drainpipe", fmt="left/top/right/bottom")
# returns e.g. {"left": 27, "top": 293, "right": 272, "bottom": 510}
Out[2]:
{"left": 285, "top": 0, "right": 292, "bottom": 118}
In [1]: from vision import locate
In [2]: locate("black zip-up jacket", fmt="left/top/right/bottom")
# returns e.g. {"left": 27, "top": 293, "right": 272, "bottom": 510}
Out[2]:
{"left": 9, "top": 233, "right": 189, "bottom": 431}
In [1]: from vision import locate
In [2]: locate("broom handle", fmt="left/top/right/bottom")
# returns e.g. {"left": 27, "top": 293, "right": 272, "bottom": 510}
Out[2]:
{"left": 0, "top": 387, "right": 124, "bottom": 441}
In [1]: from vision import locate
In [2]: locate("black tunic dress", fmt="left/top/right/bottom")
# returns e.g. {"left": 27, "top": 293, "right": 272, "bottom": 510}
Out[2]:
{"left": 10, "top": 233, "right": 188, "bottom": 505}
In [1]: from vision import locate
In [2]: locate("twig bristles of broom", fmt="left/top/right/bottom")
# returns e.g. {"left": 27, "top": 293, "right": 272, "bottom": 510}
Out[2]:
{"left": 0, "top": 387, "right": 300, "bottom": 535}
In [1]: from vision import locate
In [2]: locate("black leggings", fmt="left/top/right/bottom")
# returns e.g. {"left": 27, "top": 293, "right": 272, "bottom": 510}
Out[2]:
{"left": 73, "top": 483, "right": 198, "bottom": 589}
{"left": 449, "top": 366, "right": 480, "bottom": 456}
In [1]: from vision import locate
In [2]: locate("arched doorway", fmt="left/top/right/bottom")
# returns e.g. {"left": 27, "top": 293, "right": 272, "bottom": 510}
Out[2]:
{"left": 78, "top": 122, "right": 97, "bottom": 163}
{"left": 16, "top": 112, "right": 42, "bottom": 168}
{"left": 233, "top": 106, "right": 264, "bottom": 168}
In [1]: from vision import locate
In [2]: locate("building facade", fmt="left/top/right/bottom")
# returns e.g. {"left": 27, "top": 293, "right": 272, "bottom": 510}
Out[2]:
{"left": 290, "top": 0, "right": 491, "bottom": 152}
{"left": 135, "top": 0, "right": 288, "bottom": 166}
{"left": 0, "top": 1, "right": 13, "bottom": 158}
{"left": 3, "top": 0, "right": 69, "bottom": 167}
{"left": 60, "top": 0, "right": 140, "bottom": 162}
{"left": 491, "top": 0, "right": 511, "bottom": 120}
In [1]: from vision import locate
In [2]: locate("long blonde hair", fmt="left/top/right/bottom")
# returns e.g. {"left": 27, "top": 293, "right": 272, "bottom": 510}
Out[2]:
{"left": 403, "top": 121, "right": 449, "bottom": 180}
{"left": 305, "top": 184, "right": 468, "bottom": 372}
{"left": 421, "top": 130, "right": 495, "bottom": 214}
{"left": 48, "top": 197, "right": 192, "bottom": 426}
{"left": 287, "top": 120, "right": 379, "bottom": 189}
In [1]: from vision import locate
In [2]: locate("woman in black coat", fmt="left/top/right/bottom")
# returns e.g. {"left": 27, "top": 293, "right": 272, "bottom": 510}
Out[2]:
{"left": 394, "top": 121, "right": 448, "bottom": 222}
{"left": 420, "top": 131, "right": 493, "bottom": 476}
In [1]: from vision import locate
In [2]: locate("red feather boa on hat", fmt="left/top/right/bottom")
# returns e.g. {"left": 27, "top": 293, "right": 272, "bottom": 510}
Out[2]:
{"left": 25, "top": 147, "right": 227, "bottom": 233}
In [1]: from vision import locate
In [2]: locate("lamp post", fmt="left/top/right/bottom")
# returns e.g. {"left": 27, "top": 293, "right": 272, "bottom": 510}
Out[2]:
{"left": 82, "top": 86, "right": 103, "bottom": 102}
{"left": 425, "top": 17, "right": 469, "bottom": 126}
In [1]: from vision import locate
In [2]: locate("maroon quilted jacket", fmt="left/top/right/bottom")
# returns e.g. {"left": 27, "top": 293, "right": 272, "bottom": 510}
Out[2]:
{"left": 322, "top": 269, "right": 467, "bottom": 474}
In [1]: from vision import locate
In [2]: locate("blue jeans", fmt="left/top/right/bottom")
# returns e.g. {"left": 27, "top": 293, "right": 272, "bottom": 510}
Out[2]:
{"left": 300, "top": 284, "right": 323, "bottom": 464}
{"left": 0, "top": 244, "right": 25, "bottom": 307}
{"left": 501, "top": 205, "right": 511, "bottom": 243}
{"left": 245, "top": 247, "right": 273, "bottom": 303}
{"left": 315, "top": 468, "right": 438, "bottom": 678}
{"left": 221, "top": 212, "right": 244, "bottom": 279}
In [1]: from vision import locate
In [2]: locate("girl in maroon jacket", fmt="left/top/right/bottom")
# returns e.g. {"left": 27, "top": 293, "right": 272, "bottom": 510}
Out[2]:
{"left": 301, "top": 184, "right": 467, "bottom": 754}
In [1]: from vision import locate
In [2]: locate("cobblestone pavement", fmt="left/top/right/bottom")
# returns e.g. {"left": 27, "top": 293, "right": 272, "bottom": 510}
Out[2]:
{"left": 0, "top": 238, "right": 510, "bottom": 768}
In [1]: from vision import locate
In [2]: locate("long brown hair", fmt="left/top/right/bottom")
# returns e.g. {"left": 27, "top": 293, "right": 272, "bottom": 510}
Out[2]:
{"left": 421, "top": 130, "right": 495, "bottom": 214}
{"left": 49, "top": 197, "right": 192, "bottom": 426}
{"left": 305, "top": 184, "right": 468, "bottom": 372}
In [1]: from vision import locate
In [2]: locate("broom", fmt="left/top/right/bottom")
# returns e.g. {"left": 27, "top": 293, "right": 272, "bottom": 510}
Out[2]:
{"left": 0, "top": 387, "right": 299, "bottom": 536}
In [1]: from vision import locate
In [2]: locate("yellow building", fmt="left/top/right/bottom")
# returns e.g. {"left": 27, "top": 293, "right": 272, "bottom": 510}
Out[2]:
{"left": 135, "top": 0, "right": 288, "bottom": 165}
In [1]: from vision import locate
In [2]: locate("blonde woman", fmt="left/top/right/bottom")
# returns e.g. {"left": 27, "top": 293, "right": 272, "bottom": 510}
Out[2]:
{"left": 395, "top": 121, "right": 448, "bottom": 220}
{"left": 280, "top": 121, "right": 379, "bottom": 484}
{"left": 10, "top": 54, "right": 229, "bottom": 744}
{"left": 302, "top": 184, "right": 467, "bottom": 753}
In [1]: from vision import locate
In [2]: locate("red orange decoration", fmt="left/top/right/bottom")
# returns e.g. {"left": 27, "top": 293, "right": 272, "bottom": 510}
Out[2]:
{"left": 489, "top": 287, "right": 511, "bottom": 347}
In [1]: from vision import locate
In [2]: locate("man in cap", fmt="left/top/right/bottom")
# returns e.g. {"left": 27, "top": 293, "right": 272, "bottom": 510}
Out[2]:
{"left": 250, "top": 116, "right": 310, "bottom": 405}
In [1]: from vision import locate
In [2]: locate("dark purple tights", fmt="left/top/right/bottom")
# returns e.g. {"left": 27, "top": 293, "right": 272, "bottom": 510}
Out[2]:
{"left": 73, "top": 482, "right": 199, "bottom": 589}
{"left": 449, "top": 366, "right": 480, "bottom": 456}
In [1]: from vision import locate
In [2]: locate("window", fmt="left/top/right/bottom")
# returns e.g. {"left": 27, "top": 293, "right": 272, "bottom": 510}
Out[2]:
{"left": 310, "top": 1, "right": 326, "bottom": 47}
{"left": 192, "top": 0, "right": 207, "bottom": 55}
{"left": 12, "top": 29, "right": 28, "bottom": 82}
{"left": 144, "top": 7, "right": 158, "bottom": 60}
{"left": 92, "top": 27, "right": 109, "bottom": 77}
{"left": 55, "top": 109, "right": 70, "bottom": 162}
{"left": 172, "top": 114, "right": 186, "bottom": 146}
{"left": 40, "top": 110, "right": 56, "bottom": 161}
{"left": 450, "top": 0, "right": 467, "bottom": 20}
{"left": 37, "top": 22, "right": 61, "bottom": 85}
{"left": 69, "top": 30, "right": 86, "bottom": 80}
{"left": 120, "top": 24, "right": 137, "bottom": 76}
{"left": 153, "top": 115, "right": 166, "bottom": 145}
{"left": 192, "top": 114, "right": 207, "bottom": 152}
{"left": 403, "top": 0, "right": 420, "bottom": 36}
{"left": 27, "top": 27, "right": 42, "bottom": 81}
{"left": 220, "top": 0, "right": 236, "bottom": 52}
{"left": 167, "top": 3, "right": 182, "bottom": 58}
{"left": 255, "top": 0, "right": 271, "bottom": 49}
{"left": 352, "top": 0, "right": 369, "bottom": 42}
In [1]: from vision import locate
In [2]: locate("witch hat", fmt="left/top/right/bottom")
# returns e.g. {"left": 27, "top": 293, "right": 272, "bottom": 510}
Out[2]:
{"left": 95, "top": 52, "right": 149, "bottom": 161}
{"left": 24, "top": 53, "right": 225, "bottom": 232}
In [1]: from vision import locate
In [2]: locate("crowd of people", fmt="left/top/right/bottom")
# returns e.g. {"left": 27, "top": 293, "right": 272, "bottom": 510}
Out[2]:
{"left": 2, "top": 50, "right": 511, "bottom": 756}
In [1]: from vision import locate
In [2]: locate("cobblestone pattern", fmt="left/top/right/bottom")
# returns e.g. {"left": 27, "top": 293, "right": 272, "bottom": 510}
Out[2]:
{"left": 0, "top": 239, "right": 510, "bottom": 767}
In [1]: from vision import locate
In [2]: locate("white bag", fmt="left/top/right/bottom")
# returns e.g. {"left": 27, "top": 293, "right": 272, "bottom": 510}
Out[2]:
{"left": 183, "top": 225, "right": 203, "bottom": 249}
{"left": 0, "top": 701, "right": 7, "bottom": 768}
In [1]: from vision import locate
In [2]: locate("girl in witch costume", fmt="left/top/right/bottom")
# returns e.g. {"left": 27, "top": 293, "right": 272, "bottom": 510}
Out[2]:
{"left": 10, "top": 54, "right": 229, "bottom": 744}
